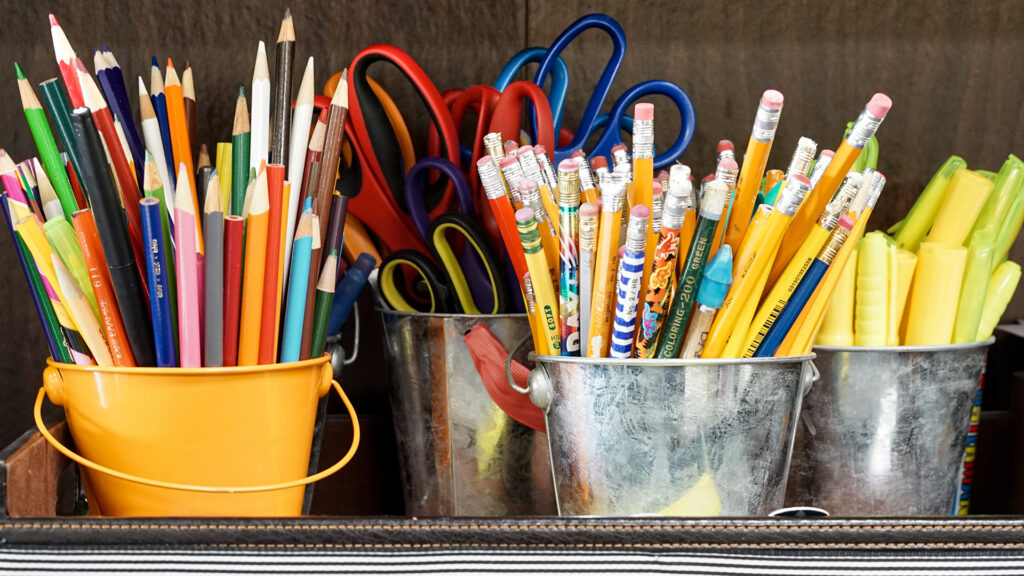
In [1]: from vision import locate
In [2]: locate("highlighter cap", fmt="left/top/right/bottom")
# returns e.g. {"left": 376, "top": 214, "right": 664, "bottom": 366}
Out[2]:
{"left": 697, "top": 245, "right": 734, "bottom": 308}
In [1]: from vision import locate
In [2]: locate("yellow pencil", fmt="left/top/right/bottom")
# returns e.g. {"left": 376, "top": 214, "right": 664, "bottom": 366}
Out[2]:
{"left": 586, "top": 171, "right": 629, "bottom": 357}
{"left": 517, "top": 208, "right": 560, "bottom": 355}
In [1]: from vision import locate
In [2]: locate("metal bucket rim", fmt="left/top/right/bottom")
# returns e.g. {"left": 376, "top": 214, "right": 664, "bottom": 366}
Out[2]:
{"left": 814, "top": 337, "right": 994, "bottom": 354}
{"left": 377, "top": 309, "right": 529, "bottom": 320}
{"left": 530, "top": 353, "right": 815, "bottom": 367}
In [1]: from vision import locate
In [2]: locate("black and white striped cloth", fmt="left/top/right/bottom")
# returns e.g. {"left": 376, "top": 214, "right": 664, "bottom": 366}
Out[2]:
{"left": 3, "top": 548, "right": 1024, "bottom": 575}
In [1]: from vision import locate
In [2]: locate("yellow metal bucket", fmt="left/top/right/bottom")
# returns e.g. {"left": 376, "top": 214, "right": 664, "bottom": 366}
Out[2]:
{"left": 33, "top": 355, "right": 359, "bottom": 517}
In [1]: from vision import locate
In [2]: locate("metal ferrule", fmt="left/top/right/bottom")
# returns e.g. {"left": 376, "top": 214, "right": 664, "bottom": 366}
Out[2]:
{"left": 661, "top": 184, "right": 688, "bottom": 231}
{"left": 500, "top": 159, "right": 527, "bottom": 202}
{"left": 625, "top": 212, "right": 649, "bottom": 252}
{"left": 483, "top": 132, "right": 505, "bottom": 162}
{"left": 518, "top": 151, "right": 545, "bottom": 186}
{"left": 817, "top": 223, "right": 851, "bottom": 265}
{"left": 593, "top": 165, "right": 610, "bottom": 183}
{"left": 536, "top": 152, "right": 559, "bottom": 194}
{"left": 576, "top": 156, "right": 597, "bottom": 191}
{"left": 785, "top": 137, "right": 818, "bottom": 178}
{"left": 808, "top": 153, "right": 833, "bottom": 190}
{"left": 751, "top": 101, "right": 783, "bottom": 143}
{"left": 652, "top": 191, "right": 664, "bottom": 234}
{"left": 865, "top": 171, "right": 886, "bottom": 211}
{"left": 523, "top": 274, "right": 537, "bottom": 314}
{"left": 611, "top": 146, "right": 631, "bottom": 169}
{"left": 579, "top": 210, "right": 598, "bottom": 252}
{"left": 614, "top": 161, "right": 634, "bottom": 183}
{"left": 632, "top": 118, "right": 654, "bottom": 159}
{"left": 716, "top": 148, "right": 735, "bottom": 164}
{"left": 558, "top": 164, "right": 581, "bottom": 207}
{"left": 599, "top": 172, "right": 629, "bottom": 213}
{"left": 818, "top": 172, "right": 862, "bottom": 230}
{"left": 846, "top": 108, "right": 886, "bottom": 150}
{"left": 519, "top": 181, "right": 548, "bottom": 223}
{"left": 478, "top": 159, "right": 508, "bottom": 201}
{"left": 715, "top": 162, "right": 739, "bottom": 190}
{"left": 776, "top": 176, "right": 810, "bottom": 217}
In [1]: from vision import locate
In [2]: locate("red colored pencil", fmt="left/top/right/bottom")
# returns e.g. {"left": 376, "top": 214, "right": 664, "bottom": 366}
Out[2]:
{"left": 222, "top": 215, "right": 244, "bottom": 366}
{"left": 66, "top": 160, "right": 87, "bottom": 211}
{"left": 258, "top": 164, "right": 286, "bottom": 363}
{"left": 48, "top": 14, "right": 84, "bottom": 108}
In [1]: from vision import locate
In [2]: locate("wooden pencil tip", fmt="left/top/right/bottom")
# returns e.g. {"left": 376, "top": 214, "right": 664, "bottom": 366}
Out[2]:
{"left": 278, "top": 9, "right": 296, "bottom": 43}
{"left": 331, "top": 72, "right": 348, "bottom": 108}
{"left": 238, "top": 84, "right": 246, "bottom": 97}
{"left": 144, "top": 153, "right": 162, "bottom": 191}
{"left": 14, "top": 62, "right": 24, "bottom": 80}
{"left": 205, "top": 172, "right": 222, "bottom": 214}
{"left": 175, "top": 164, "right": 194, "bottom": 213}
{"left": 166, "top": 58, "right": 175, "bottom": 69}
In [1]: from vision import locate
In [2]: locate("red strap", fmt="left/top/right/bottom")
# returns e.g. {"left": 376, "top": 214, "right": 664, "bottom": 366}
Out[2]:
{"left": 463, "top": 324, "right": 546, "bottom": 432}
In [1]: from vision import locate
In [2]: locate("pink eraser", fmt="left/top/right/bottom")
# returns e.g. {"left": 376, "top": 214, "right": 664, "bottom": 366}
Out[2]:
{"left": 820, "top": 149, "right": 835, "bottom": 158}
{"left": 761, "top": 89, "right": 784, "bottom": 109}
{"left": 866, "top": 93, "right": 892, "bottom": 117}
{"left": 874, "top": 171, "right": 885, "bottom": 179}
{"left": 533, "top": 145, "right": 547, "bottom": 155}
{"left": 518, "top": 145, "right": 534, "bottom": 155}
{"left": 719, "top": 157, "right": 739, "bottom": 171}
{"left": 499, "top": 155, "right": 519, "bottom": 169}
{"left": 515, "top": 208, "right": 534, "bottom": 223}
{"left": 571, "top": 149, "right": 586, "bottom": 159}
{"left": 838, "top": 214, "right": 854, "bottom": 230}
{"left": 519, "top": 178, "right": 536, "bottom": 191}
{"left": 653, "top": 181, "right": 663, "bottom": 195}
{"left": 590, "top": 156, "right": 608, "bottom": 170}
{"left": 503, "top": 141, "right": 518, "bottom": 153}
{"left": 701, "top": 173, "right": 715, "bottom": 182}
{"left": 558, "top": 159, "right": 579, "bottom": 172}
{"left": 617, "top": 245, "right": 626, "bottom": 257}
{"left": 792, "top": 174, "right": 811, "bottom": 185}
{"left": 611, "top": 143, "right": 627, "bottom": 153}
{"left": 581, "top": 203, "right": 599, "bottom": 218}
{"left": 657, "top": 170, "right": 669, "bottom": 180}
{"left": 477, "top": 155, "right": 493, "bottom": 166}
{"left": 631, "top": 204, "right": 650, "bottom": 219}
{"left": 717, "top": 139, "right": 734, "bottom": 153}
{"left": 635, "top": 102, "right": 654, "bottom": 121}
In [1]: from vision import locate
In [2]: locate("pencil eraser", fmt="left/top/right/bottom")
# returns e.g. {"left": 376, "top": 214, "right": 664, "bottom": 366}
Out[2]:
{"left": 838, "top": 214, "right": 854, "bottom": 230}
{"left": 761, "top": 89, "right": 784, "bottom": 109}
{"left": 657, "top": 170, "right": 669, "bottom": 181}
{"left": 477, "top": 155, "right": 493, "bottom": 167}
{"left": 635, "top": 103, "right": 654, "bottom": 121}
{"left": 866, "top": 93, "right": 892, "bottom": 118}
{"left": 590, "top": 156, "right": 608, "bottom": 170}
{"left": 702, "top": 173, "right": 715, "bottom": 182}
{"left": 518, "top": 145, "right": 534, "bottom": 156}
{"left": 581, "top": 203, "right": 599, "bottom": 218}
{"left": 653, "top": 181, "right": 663, "bottom": 195}
{"left": 874, "top": 171, "right": 885, "bottom": 179}
{"left": 571, "top": 149, "right": 586, "bottom": 159}
{"left": 792, "top": 174, "right": 811, "bottom": 186}
{"left": 611, "top": 143, "right": 627, "bottom": 153}
{"left": 719, "top": 157, "right": 738, "bottom": 171}
{"left": 618, "top": 245, "right": 626, "bottom": 257}
{"left": 519, "top": 178, "right": 536, "bottom": 191}
{"left": 533, "top": 145, "right": 547, "bottom": 155}
{"left": 515, "top": 207, "right": 534, "bottom": 223}
{"left": 499, "top": 155, "right": 519, "bottom": 169}
{"left": 717, "top": 139, "right": 734, "bottom": 153}
{"left": 631, "top": 204, "right": 650, "bottom": 219}
{"left": 558, "top": 159, "right": 579, "bottom": 172}
{"left": 820, "top": 149, "right": 835, "bottom": 158}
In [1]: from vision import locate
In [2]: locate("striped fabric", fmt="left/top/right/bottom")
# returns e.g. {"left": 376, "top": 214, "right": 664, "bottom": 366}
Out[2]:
{"left": 610, "top": 248, "right": 646, "bottom": 358}
{"left": 3, "top": 548, "right": 1024, "bottom": 574}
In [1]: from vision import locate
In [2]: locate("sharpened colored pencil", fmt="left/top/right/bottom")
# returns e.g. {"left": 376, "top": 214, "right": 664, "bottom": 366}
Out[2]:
{"left": 203, "top": 172, "right": 224, "bottom": 367}
{"left": 16, "top": 63, "right": 77, "bottom": 221}
{"left": 231, "top": 86, "right": 250, "bottom": 216}
{"left": 238, "top": 167, "right": 270, "bottom": 365}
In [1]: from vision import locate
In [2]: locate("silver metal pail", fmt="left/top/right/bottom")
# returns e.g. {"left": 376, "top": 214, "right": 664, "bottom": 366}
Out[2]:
{"left": 785, "top": 339, "right": 993, "bottom": 515}
{"left": 526, "top": 354, "right": 816, "bottom": 516}
{"left": 380, "top": 310, "right": 556, "bottom": 516}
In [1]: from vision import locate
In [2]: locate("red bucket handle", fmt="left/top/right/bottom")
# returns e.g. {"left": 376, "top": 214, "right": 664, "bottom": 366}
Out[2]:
{"left": 33, "top": 380, "right": 360, "bottom": 494}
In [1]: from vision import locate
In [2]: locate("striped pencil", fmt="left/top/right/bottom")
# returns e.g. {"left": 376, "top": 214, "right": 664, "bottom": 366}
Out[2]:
{"left": 610, "top": 206, "right": 650, "bottom": 359}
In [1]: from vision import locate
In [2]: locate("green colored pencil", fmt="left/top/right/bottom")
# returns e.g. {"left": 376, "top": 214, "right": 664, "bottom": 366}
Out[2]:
{"left": 16, "top": 64, "right": 77, "bottom": 221}
{"left": 309, "top": 250, "right": 338, "bottom": 358}
{"left": 231, "top": 86, "right": 251, "bottom": 217}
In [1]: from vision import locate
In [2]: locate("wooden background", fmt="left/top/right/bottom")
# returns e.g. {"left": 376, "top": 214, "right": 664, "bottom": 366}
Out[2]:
{"left": 2, "top": 1, "right": 1023, "bottom": 463}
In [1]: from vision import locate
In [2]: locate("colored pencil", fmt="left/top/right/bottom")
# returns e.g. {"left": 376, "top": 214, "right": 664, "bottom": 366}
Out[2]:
{"left": 203, "top": 173, "right": 224, "bottom": 367}
{"left": 309, "top": 250, "right": 338, "bottom": 358}
{"left": 238, "top": 167, "right": 270, "bottom": 365}
{"left": 72, "top": 209, "right": 133, "bottom": 366}
{"left": 272, "top": 10, "right": 295, "bottom": 165}
{"left": 165, "top": 59, "right": 199, "bottom": 239}
{"left": 53, "top": 254, "right": 111, "bottom": 366}
{"left": 95, "top": 48, "right": 144, "bottom": 186}
{"left": 138, "top": 77, "right": 175, "bottom": 225}
{"left": 222, "top": 215, "right": 244, "bottom": 366}
{"left": 328, "top": 252, "right": 376, "bottom": 337}
{"left": 16, "top": 63, "right": 77, "bottom": 221}
{"left": 259, "top": 164, "right": 286, "bottom": 364}
{"left": 216, "top": 142, "right": 233, "bottom": 212}
{"left": 35, "top": 159, "right": 64, "bottom": 223}
{"left": 284, "top": 57, "right": 314, "bottom": 284}
{"left": 140, "top": 197, "right": 177, "bottom": 367}
{"left": 70, "top": 107, "right": 156, "bottom": 365}
{"left": 182, "top": 62, "right": 196, "bottom": 157}
{"left": 150, "top": 58, "right": 176, "bottom": 191}
{"left": 281, "top": 199, "right": 313, "bottom": 363}
{"left": 231, "top": 86, "right": 250, "bottom": 216}
{"left": 48, "top": 14, "right": 84, "bottom": 108}
{"left": 39, "top": 78, "right": 86, "bottom": 200}
{"left": 43, "top": 217, "right": 97, "bottom": 318}
{"left": 172, "top": 163, "right": 201, "bottom": 367}
{"left": 250, "top": 41, "right": 271, "bottom": 172}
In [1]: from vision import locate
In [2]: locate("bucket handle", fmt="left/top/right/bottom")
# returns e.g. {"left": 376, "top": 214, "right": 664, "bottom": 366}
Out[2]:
{"left": 32, "top": 380, "right": 361, "bottom": 494}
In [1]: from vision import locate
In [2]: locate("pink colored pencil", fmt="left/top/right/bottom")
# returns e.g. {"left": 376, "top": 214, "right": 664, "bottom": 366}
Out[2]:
{"left": 173, "top": 163, "right": 201, "bottom": 367}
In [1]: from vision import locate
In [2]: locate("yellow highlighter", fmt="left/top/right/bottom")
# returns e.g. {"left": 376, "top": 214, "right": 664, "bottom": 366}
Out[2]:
{"left": 926, "top": 169, "right": 994, "bottom": 247}
{"left": 977, "top": 261, "right": 1022, "bottom": 341}
{"left": 893, "top": 156, "right": 966, "bottom": 252}
{"left": 743, "top": 172, "right": 861, "bottom": 356}
{"left": 904, "top": 242, "right": 968, "bottom": 346}
{"left": 854, "top": 231, "right": 889, "bottom": 346}
{"left": 894, "top": 248, "right": 918, "bottom": 344}
{"left": 816, "top": 247, "right": 857, "bottom": 346}
{"left": 886, "top": 242, "right": 899, "bottom": 346}
{"left": 953, "top": 230, "right": 995, "bottom": 343}
{"left": 702, "top": 174, "right": 811, "bottom": 359}
{"left": 516, "top": 208, "right": 561, "bottom": 355}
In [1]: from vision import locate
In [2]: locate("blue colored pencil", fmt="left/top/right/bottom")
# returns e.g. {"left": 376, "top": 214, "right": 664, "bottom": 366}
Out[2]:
{"left": 140, "top": 196, "right": 177, "bottom": 367}
{"left": 280, "top": 198, "right": 314, "bottom": 362}
{"left": 327, "top": 252, "right": 376, "bottom": 336}
{"left": 150, "top": 57, "right": 176, "bottom": 191}
{"left": 95, "top": 47, "right": 144, "bottom": 187}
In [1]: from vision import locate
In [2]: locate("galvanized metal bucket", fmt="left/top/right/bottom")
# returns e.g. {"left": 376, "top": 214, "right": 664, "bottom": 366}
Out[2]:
{"left": 785, "top": 339, "right": 993, "bottom": 516}
{"left": 379, "top": 310, "right": 556, "bottom": 516}
{"left": 526, "top": 354, "right": 816, "bottom": 516}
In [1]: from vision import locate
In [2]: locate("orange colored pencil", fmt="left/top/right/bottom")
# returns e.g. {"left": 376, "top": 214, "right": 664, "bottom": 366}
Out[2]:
{"left": 238, "top": 167, "right": 270, "bottom": 365}
{"left": 165, "top": 59, "right": 200, "bottom": 248}
{"left": 72, "top": 209, "right": 135, "bottom": 366}
{"left": 258, "top": 164, "right": 286, "bottom": 363}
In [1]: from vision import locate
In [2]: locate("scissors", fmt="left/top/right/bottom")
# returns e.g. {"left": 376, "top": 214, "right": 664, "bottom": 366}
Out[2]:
{"left": 342, "top": 44, "right": 462, "bottom": 256}
{"left": 530, "top": 13, "right": 696, "bottom": 169}
{"left": 494, "top": 47, "right": 574, "bottom": 147}
{"left": 378, "top": 157, "right": 509, "bottom": 314}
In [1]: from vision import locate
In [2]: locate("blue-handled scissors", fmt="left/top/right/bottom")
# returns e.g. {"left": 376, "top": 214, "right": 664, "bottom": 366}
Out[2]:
{"left": 531, "top": 13, "right": 696, "bottom": 170}
{"left": 378, "top": 157, "right": 509, "bottom": 315}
